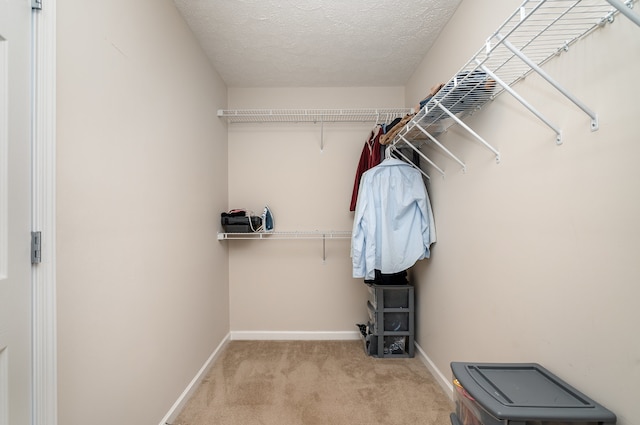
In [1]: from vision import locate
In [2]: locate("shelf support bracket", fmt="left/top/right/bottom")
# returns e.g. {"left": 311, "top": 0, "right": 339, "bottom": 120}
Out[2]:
{"left": 496, "top": 34, "right": 598, "bottom": 132}
{"left": 412, "top": 122, "right": 467, "bottom": 172}
{"left": 606, "top": 0, "right": 640, "bottom": 27}
{"left": 397, "top": 135, "right": 445, "bottom": 178}
{"left": 322, "top": 234, "right": 326, "bottom": 263}
{"left": 391, "top": 147, "right": 433, "bottom": 180}
{"left": 478, "top": 61, "right": 562, "bottom": 145}
{"left": 433, "top": 103, "right": 501, "bottom": 164}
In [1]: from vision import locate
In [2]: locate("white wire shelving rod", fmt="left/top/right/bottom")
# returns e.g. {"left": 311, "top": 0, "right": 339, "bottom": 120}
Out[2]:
{"left": 494, "top": 34, "right": 599, "bottom": 131}
{"left": 411, "top": 121, "right": 467, "bottom": 172}
{"left": 390, "top": 147, "right": 433, "bottom": 181}
{"left": 217, "top": 108, "right": 413, "bottom": 123}
{"left": 606, "top": 0, "right": 640, "bottom": 26}
{"left": 218, "top": 108, "right": 414, "bottom": 151}
{"left": 217, "top": 230, "right": 352, "bottom": 240}
{"left": 435, "top": 101, "right": 501, "bottom": 163}
{"left": 387, "top": 0, "right": 624, "bottom": 173}
{"left": 477, "top": 61, "right": 562, "bottom": 144}
{"left": 217, "top": 230, "right": 352, "bottom": 262}
{"left": 396, "top": 135, "right": 445, "bottom": 178}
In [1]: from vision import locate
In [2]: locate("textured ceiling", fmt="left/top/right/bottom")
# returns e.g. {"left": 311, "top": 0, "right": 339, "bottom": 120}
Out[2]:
{"left": 173, "top": 0, "right": 463, "bottom": 87}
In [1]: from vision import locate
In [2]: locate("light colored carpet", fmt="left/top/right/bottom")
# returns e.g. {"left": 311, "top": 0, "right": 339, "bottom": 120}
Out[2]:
{"left": 172, "top": 340, "right": 453, "bottom": 425}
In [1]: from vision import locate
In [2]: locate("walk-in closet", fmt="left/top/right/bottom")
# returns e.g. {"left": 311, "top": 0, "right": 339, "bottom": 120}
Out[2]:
{"left": 22, "top": 0, "right": 639, "bottom": 424}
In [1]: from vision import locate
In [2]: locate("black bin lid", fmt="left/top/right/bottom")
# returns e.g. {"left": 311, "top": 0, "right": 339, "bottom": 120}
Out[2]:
{"left": 451, "top": 362, "right": 616, "bottom": 423}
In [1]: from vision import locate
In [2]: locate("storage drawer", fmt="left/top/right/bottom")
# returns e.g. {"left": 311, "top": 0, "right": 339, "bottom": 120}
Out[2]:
{"left": 454, "top": 379, "right": 494, "bottom": 425}
{"left": 367, "top": 284, "right": 411, "bottom": 309}
{"left": 367, "top": 303, "right": 410, "bottom": 333}
{"left": 449, "top": 413, "right": 463, "bottom": 425}
{"left": 365, "top": 335, "right": 408, "bottom": 356}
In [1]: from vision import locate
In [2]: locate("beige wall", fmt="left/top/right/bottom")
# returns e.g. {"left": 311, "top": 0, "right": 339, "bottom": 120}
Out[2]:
{"left": 227, "top": 87, "right": 405, "bottom": 334}
{"left": 54, "top": 0, "right": 640, "bottom": 423}
{"left": 56, "top": 1, "right": 229, "bottom": 424}
{"left": 406, "top": 1, "right": 640, "bottom": 424}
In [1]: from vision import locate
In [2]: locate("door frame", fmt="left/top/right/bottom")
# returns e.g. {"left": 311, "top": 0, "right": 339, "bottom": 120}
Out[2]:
{"left": 31, "top": 2, "right": 57, "bottom": 424}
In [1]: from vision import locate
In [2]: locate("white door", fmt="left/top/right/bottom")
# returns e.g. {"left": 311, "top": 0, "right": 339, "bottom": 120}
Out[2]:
{"left": 0, "top": 0, "right": 34, "bottom": 424}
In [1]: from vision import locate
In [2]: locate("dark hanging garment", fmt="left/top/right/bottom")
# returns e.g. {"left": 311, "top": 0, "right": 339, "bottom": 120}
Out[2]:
{"left": 349, "top": 126, "right": 382, "bottom": 211}
{"left": 380, "top": 116, "right": 402, "bottom": 134}
{"left": 364, "top": 269, "right": 409, "bottom": 285}
{"left": 379, "top": 113, "right": 415, "bottom": 146}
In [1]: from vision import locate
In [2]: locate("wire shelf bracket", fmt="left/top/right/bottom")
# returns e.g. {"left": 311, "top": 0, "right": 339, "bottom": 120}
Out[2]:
{"left": 477, "top": 61, "right": 563, "bottom": 145}
{"left": 606, "top": 0, "right": 640, "bottom": 26}
{"left": 494, "top": 34, "right": 599, "bottom": 132}
{"left": 398, "top": 135, "right": 446, "bottom": 178}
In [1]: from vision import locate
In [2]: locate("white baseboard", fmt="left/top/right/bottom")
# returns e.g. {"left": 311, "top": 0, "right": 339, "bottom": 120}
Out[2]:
{"left": 159, "top": 333, "right": 231, "bottom": 425}
{"left": 414, "top": 342, "right": 454, "bottom": 401}
{"left": 230, "top": 330, "right": 361, "bottom": 341}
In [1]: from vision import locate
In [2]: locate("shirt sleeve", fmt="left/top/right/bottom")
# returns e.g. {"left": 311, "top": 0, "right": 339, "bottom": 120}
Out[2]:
{"left": 413, "top": 172, "right": 436, "bottom": 254}
{"left": 349, "top": 142, "right": 370, "bottom": 211}
{"left": 351, "top": 170, "right": 379, "bottom": 280}
{"left": 351, "top": 177, "right": 368, "bottom": 278}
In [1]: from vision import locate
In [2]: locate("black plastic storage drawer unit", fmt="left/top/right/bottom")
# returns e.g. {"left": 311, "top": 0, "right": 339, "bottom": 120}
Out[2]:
{"left": 363, "top": 284, "right": 414, "bottom": 358}
{"left": 450, "top": 362, "right": 616, "bottom": 425}
{"left": 367, "top": 283, "right": 410, "bottom": 309}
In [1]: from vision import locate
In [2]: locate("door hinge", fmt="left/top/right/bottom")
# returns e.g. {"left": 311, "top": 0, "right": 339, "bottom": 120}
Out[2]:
{"left": 31, "top": 231, "right": 42, "bottom": 264}
{"left": 32, "top": 0, "right": 42, "bottom": 10}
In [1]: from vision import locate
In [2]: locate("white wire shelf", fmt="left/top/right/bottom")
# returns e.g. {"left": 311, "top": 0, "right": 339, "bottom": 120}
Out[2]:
{"left": 217, "top": 230, "right": 351, "bottom": 240}
{"left": 217, "top": 108, "right": 413, "bottom": 124}
{"left": 218, "top": 230, "right": 352, "bottom": 262}
{"left": 389, "top": 0, "right": 636, "bottom": 176}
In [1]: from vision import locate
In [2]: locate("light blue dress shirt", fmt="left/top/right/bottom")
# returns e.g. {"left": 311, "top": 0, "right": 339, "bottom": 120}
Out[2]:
{"left": 351, "top": 158, "right": 436, "bottom": 280}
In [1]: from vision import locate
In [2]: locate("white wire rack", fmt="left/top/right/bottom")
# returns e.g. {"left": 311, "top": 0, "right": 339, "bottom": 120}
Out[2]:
{"left": 218, "top": 108, "right": 413, "bottom": 150}
{"left": 217, "top": 108, "right": 413, "bottom": 124}
{"left": 217, "top": 230, "right": 351, "bottom": 240}
{"left": 217, "top": 230, "right": 352, "bottom": 262}
{"left": 389, "top": 0, "right": 637, "bottom": 176}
